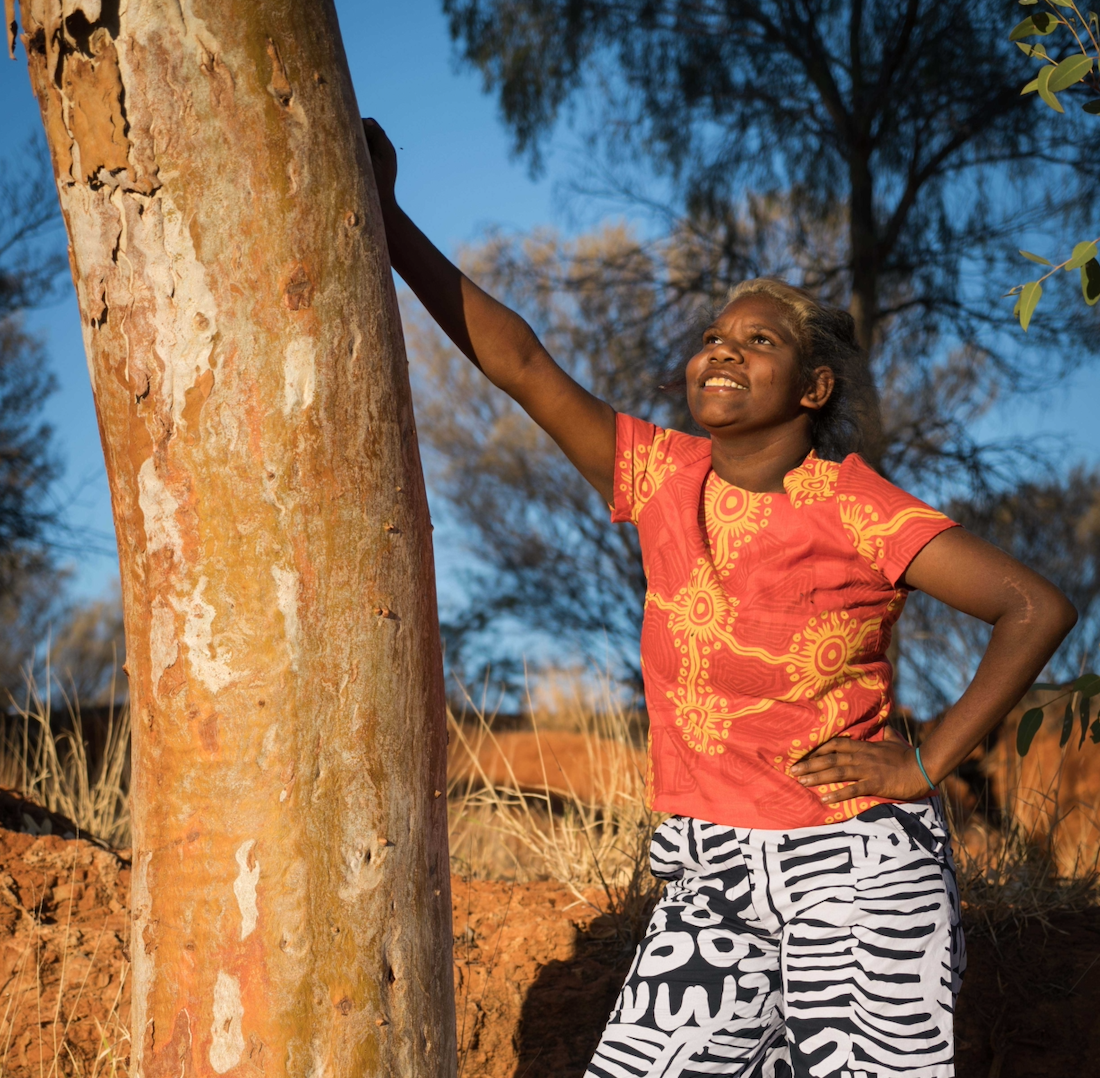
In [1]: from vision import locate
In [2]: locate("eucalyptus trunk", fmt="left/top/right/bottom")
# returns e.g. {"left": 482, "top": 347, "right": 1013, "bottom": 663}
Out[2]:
{"left": 9, "top": 1, "right": 455, "bottom": 1075}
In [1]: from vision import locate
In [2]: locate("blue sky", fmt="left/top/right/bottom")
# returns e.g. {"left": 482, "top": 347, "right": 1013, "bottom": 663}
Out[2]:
{"left": 0, "top": 0, "right": 1095, "bottom": 607}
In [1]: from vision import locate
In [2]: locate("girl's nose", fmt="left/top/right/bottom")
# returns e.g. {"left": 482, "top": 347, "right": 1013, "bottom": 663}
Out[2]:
{"left": 710, "top": 345, "right": 744, "bottom": 364}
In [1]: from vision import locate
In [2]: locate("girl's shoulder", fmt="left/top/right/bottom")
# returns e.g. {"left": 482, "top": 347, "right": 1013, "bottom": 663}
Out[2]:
{"left": 611, "top": 413, "right": 710, "bottom": 524}
{"left": 833, "top": 453, "right": 958, "bottom": 585}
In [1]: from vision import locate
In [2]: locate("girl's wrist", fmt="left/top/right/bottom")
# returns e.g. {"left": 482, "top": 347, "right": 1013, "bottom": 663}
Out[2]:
{"left": 913, "top": 746, "right": 937, "bottom": 791}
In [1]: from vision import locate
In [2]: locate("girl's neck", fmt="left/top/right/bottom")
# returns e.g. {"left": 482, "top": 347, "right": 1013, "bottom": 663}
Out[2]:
{"left": 708, "top": 425, "right": 815, "bottom": 493}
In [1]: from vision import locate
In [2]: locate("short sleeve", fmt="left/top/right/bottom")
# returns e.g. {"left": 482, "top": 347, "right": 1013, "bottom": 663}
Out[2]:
{"left": 612, "top": 413, "right": 659, "bottom": 523}
{"left": 614, "top": 412, "right": 704, "bottom": 525}
{"left": 837, "top": 455, "right": 959, "bottom": 586}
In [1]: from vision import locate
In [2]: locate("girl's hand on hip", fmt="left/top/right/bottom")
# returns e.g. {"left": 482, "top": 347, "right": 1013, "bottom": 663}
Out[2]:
{"left": 789, "top": 727, "right": 934, "bottom": 805}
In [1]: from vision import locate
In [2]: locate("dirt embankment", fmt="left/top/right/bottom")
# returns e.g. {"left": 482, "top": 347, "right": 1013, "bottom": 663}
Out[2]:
{"left": 0, "top": 829, "right": 1097, "bottom": 1078}
{"left": 0, "top": 825, "right": 130, "bottom": 1077}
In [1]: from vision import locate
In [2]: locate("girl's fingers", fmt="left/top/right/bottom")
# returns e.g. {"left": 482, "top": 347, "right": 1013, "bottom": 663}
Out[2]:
{"left": 797, "top": 764, "right": 864, "bottom": 787}
{"left": 792, "top": 753, "right": 836, "bottom": 775}
{"left": 792, "top": 742, "right": 864, "bottom": 775}
{"left": 815, "top": 736, "right": 867, "bottom": 758}
{"left": 820, "top": 782, "right": 870, "bottom": 805}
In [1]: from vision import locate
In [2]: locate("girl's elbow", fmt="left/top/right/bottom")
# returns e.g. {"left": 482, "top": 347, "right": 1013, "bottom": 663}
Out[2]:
{"left": 1044, "top": 590, "right": 1078, "bottom": 639}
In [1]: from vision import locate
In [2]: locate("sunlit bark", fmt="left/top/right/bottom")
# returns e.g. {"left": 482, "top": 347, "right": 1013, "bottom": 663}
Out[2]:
{"left": 10, "top": 1, "right": 455, "bottom": 1074}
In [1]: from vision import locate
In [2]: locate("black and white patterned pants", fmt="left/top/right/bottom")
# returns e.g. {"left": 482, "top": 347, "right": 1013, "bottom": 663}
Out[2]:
{"left": 586, "top": 801, "right": 965, "bottom": 1078}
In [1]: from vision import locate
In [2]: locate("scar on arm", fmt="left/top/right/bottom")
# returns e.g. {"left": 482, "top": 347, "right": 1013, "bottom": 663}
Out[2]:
{"left": 1001, "top": 571, "right": 1038, "bottom": 624}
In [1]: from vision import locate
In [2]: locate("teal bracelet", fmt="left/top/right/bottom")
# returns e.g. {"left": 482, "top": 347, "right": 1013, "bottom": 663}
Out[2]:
{"left": 914, "top": 746, "right": 936, "bottom": 791}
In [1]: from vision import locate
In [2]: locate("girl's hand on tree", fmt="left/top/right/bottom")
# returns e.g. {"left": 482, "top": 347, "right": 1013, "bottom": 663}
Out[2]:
{"left": 363, "top": 117, "right": 398, "bottom": 208}
{"left": 789, "top": 726, "right": 934, "bottom": 805}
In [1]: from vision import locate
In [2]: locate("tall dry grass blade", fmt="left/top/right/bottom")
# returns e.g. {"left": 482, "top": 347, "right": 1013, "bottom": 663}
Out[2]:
{"left": 0, "top": 656, "right": 130, "bottom": 848}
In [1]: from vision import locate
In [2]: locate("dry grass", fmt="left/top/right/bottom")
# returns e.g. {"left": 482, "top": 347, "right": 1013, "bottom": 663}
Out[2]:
{"left": 447, "top": 675, "right": 664, "bottom": 944}
{"left": 950, "top": 739, "right": 1100, "bottom": 934}
{"left": 0, "top": 662, "right": 130, "bottom": 849}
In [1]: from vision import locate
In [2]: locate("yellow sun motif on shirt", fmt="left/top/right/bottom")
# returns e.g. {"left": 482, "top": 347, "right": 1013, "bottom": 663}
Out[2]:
{"left": 669, "top": 686, "right": 775, "bottom": 756}
{"left": 784, "top": 454, "right": 840, "bottom": 508}
{"left": 782, "top": 610, "right": 883, "bottom": 699}
{"left": 648, "top": 560, "right": 778, "bottom": 753}
{"left": 647, "top": 559, "right": 739, "bottom": 652}
{"left": 838, "top": 495, "right": 947, "bottom": 574}
{"left": 703, "top": 476, "right": 772, "bottom": 575}
{"left": 620, "top": 427, "right": 679, "bottom": 522}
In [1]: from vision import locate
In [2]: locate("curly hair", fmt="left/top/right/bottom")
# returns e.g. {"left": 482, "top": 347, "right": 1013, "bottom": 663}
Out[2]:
{"left": 673, "top": 278, "right": 875, "bottom": 461}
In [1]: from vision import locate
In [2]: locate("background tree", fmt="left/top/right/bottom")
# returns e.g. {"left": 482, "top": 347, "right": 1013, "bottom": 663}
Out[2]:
{"left": 0, "top": 136, "right": 69, "bottom": 700}
{"left": 414, "top": 0, "right": 1099, "bottom": 695}
{"left": 442, "top": 0, "right": 1099, "bottom": 458}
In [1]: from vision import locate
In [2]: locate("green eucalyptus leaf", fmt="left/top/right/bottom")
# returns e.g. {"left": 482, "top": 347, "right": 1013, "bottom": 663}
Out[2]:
{"left": 1018, "top": 707, "right": 1046, "bottom": 755}
{"left": 1010, "top": 13, "right": 1060, "bottom": 38}
{"left": 1021, "top": 77, "right": 1040, "bottom": 94}
{"left": 1091, "top": 718, "right": 1100, "bottom": 744}
{"left": 1081, "top": 694, "right": 1091, "bottom": 749}
{"left": 1032, "top": 681, "right": 1064, "bottom": 690}
{"left": 1083, "top": 258, "right": 1100, "bottom": 306}
{"left": 1066, "top": 240, "right": 1099, "bottom": 270}
{"left": 1049, "top": 55, "right": 1094, "bottom": 93}
{"left": 1084, "top": 99, "right": 1100, "bottom": 115}
{"left": 1061, "top": 700, "right": 1074, "bottom": 746}
{"left": 1016, "top": 280, "right": 1043, "bottom": 331}
{"left": 1018, "top": 0, "right": 1038, "bottom": 5}
{"left": 1020, "top": 249, "right": 1052, "bottom": 265}
{"left": 1072, "top": 673, "right": 1100, "bottom": 695}
{"left": 1038, "top": 66, "right": 1065, "bottom": 112}
{"left": 1048, "top": 0, "right": 1074, "bottom": 7}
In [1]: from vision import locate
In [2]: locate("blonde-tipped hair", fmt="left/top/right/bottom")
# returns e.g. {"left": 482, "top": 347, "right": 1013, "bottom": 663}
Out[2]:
{"left": 721, "top": 278, "right": 873, "bottom": 460}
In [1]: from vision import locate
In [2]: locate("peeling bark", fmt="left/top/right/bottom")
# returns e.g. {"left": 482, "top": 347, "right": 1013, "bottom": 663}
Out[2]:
{"left": 12, "top": 1, "right": 456, "bottom": 1075}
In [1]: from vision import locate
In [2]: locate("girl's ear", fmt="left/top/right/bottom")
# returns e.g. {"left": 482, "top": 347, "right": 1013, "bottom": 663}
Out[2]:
{"left": 801, "top": 366, "right": 835, "bottom": 412}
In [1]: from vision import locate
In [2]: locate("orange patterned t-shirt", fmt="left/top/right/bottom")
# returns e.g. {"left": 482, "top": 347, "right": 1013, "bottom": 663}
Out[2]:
{"left": 612, "top": 413, "right": 957, "bottom": 828}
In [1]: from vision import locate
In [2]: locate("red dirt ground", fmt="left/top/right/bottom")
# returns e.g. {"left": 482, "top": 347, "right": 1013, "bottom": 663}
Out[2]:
{"left": 0, "top": 826, "right": 1097, "bottom": 1078}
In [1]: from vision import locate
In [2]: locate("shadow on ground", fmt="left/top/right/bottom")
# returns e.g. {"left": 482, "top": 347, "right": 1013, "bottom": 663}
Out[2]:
{"left": 504, "top": 906, "right": 1100, "bottom": 1078}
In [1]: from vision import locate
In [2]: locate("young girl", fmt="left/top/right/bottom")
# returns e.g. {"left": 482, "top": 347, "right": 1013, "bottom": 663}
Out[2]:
{"left": 363, "top": 119, "right": 1077, "bottom": 1078}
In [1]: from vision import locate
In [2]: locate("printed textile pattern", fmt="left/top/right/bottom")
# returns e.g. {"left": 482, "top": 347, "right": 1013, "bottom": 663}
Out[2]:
{"left": 585, "top": 802, "right": 965, "bottom": 1078}
{"left": 611, "top": 414, "right": 957, "bottom": 829}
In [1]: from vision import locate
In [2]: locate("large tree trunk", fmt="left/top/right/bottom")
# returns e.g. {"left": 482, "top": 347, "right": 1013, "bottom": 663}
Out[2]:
{"left": 10, "top": 2, "right": 456, "bottom": 1075}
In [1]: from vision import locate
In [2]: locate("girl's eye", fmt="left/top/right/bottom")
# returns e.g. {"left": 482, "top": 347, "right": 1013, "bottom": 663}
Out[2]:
{"left": 750, "top": 334, "right": 772, "bottom": 345}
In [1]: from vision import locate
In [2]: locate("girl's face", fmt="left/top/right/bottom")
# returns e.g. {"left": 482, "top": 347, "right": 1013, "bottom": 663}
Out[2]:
{"left": 684, "top": 295, "right": 834, "bottom": 440}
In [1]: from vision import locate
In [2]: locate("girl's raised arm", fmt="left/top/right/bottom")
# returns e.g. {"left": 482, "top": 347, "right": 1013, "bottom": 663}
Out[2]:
{"left": 363, "top": 119, "right": 617, "bottom": 504}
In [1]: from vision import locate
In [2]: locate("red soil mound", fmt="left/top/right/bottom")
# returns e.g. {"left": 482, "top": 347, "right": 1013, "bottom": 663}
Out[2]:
{"left": 0, "top": 826, "right": 1096, "bottom": 1078}
{"left": 0, "top": 828, "right": 130, "bottom": 1077}
{"left": 448, "top": 729, "right": 646, "bottom": 804}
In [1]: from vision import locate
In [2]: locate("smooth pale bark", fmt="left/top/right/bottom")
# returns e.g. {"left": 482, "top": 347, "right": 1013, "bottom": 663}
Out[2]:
{"left": 10, "top": 2, "right": 456, "bottom": 1075}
